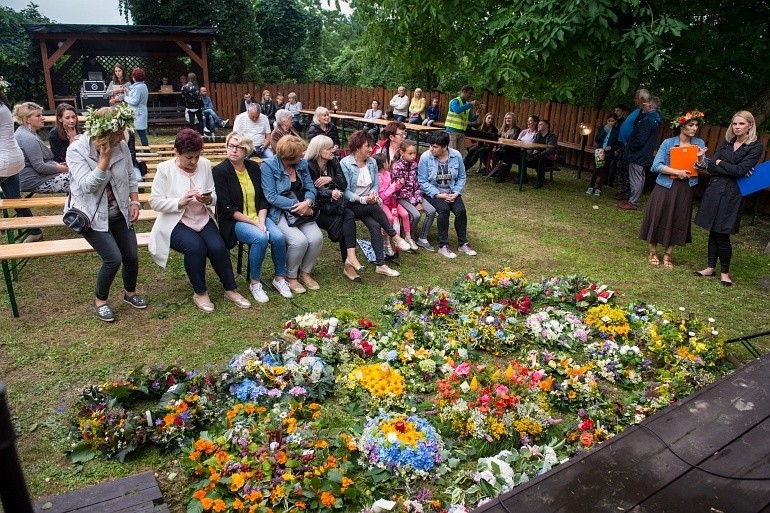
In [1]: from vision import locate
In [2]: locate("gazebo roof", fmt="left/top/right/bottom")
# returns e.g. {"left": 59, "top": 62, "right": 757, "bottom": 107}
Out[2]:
{"left": 25, "top": 24, "right": 217, "bottom": 109}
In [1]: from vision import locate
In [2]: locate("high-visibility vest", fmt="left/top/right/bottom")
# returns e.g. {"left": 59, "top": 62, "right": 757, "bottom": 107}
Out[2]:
{"left": 444, "top": 96, "right": 470, "bottom": 131}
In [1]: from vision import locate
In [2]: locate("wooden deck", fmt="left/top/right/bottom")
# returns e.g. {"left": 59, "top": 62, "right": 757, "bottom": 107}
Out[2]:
{"left": 474, "top": 353, "right": 770, "bottom": 513}
{"left": 32, "top": 471, "right": 168, "bottom": 513}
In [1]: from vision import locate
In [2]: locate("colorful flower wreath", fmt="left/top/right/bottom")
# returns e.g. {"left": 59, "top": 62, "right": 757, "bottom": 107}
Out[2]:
{"left": 670, "top": 110, "right": 705, "bottom": 129}
{"left": 84, "top": 103, "right": 135, "bottom": 138}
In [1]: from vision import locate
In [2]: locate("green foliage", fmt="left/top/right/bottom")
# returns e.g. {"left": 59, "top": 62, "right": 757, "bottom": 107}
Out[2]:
{"left": 0, "top": 4, "right": 51, "bottom": 105}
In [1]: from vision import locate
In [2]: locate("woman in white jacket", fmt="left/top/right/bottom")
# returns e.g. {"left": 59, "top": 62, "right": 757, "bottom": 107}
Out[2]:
{"left": 67, "top": 105, "right": 147, "bottom": 322}
{"left": 149, "top": 128, "right": 250, "bottom": 312}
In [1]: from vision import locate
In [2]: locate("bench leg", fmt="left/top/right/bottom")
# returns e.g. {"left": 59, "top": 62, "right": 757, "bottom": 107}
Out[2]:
{"left": 2, "top": 260, "right": 19, "bottom": 317}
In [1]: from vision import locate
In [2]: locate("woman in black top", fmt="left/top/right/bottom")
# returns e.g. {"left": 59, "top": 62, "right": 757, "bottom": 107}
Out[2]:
{"left": 48, "top": 103, "right": 80, "bottom": 163}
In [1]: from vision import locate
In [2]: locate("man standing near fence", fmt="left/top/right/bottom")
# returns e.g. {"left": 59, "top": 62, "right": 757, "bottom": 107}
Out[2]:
{"left": 615, "top": 89, "right": 649, "bottom": 201}
{"left": 444, "top": 85, "right": 478, "bottom": 152}
{"left": 181, "top": 72, "right": 205, "bottom": 135}
{"left": 620, "top": 96, "right": 662, "bottom": 210}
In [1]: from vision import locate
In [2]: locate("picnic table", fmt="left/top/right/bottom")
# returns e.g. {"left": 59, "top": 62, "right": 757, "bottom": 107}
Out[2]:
{"left": 466, "top": 136, "right": 551, "bottom": 191}
{"left": 351, "top": 116, "right": 441, "bottom": 149}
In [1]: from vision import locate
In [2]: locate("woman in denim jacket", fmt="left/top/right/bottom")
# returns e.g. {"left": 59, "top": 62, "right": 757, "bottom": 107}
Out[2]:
{"left": 261, "top": 135, "right": 323, "bottom": 294}
{"left": 417, "top": 131, "right": 476, "bottom": 259}
{"left": 339, "top": 130, "right": 409, "bottom": 277}
{"left": 640, "top": 111, "right": 707, "bottom": 269}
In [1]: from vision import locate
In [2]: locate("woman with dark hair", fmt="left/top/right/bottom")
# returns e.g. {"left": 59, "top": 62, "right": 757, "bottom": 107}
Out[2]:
{"left": 0, "top": 82, "right": 40, "bottom": 241}
{"left": 68, "top": 105, "right": 147, "bottom": 322}
{"left": 640, "top": 110, "right": 707, "bottom": 269}
{"left": 307, "top": 107, "right": 340, "bottom": 150}
{"left": 261, "top": 135, "right": 324, "bottom": 294}
{"left": 694, "top": 110, "right": 763, "bottom": 286}
{"left": 106, "top": 63, "right": 130, "bottom": 105}
{"left": 150, "top": 128, "right": 251, "bottom": 312}
{"left": 306, "top": 134, "right": 365, "bottom": 282}
{"left": 372, "top": 121, "right": 407, "bottom": 167}
{"left": 464, "top": 112, "right": 498, "bottom": 173}
{"left": 48, "top": 103, "right": 80, "bottom": 163}
{"left": 213, "top": 131, "right": 291, "bottom": 302}
{"left": 124, "top": 67, "right": 149, "bottom": 146}
{"left": 340, "top": 130, "right": 409, "bottom": 277}
{"left": 13, "top": 102, "right": 69, "bottom": 194}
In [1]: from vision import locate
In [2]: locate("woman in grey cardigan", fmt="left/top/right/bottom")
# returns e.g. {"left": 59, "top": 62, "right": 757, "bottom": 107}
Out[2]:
{"left": 67, "top": 105, "right": 147, "bottom": 322}
{"left": 13, "top": 102, "right": 69, "bottom": 193}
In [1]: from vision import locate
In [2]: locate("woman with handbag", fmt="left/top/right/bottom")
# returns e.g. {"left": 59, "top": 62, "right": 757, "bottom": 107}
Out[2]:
{"left": 213, "top": 132, "right": 292, "bottom": 302}
{"left": 149, "top": 128, "right": 251, "bottom": 312}
{"left": 66, "top": 105, "right": 147, "bottom": 322}
{"left": 340, "top": 130, "right": 409, "bottom": 277}
{"left": 260, "top": 135, "right": 324, "bottom": 294}
{"left": 306, "top": 135, "right": 365, "bottom": 282}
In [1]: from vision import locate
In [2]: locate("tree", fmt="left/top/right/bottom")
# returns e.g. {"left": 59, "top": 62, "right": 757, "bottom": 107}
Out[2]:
{"left": 0, "top": 4, "right": 51, "bottom": 105}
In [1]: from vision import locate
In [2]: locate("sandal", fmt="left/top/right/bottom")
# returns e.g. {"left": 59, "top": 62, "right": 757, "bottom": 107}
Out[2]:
{"left": 648, "top": 252, "right": 660, "bottom": 266}
{"left": 663, "top": 255, "right": 673, "bottom": 269}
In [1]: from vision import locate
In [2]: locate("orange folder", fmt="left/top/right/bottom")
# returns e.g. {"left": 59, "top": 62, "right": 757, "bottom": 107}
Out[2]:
{"left": 669, "top": 146, "right": 699, "bottom": 178}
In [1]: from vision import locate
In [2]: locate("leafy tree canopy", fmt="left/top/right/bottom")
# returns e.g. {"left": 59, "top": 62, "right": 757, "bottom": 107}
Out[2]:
{"left": 0, "top": 3, "right": 51, "bottom": 105}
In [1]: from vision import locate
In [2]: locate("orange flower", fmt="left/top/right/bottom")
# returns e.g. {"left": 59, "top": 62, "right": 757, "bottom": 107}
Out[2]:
{"left": 295, "top": 501, "right": 307, "bottom": 510}
{"left": 212, "top": 499, "right": 227, "bottom": 512}
{"left": 233, "top": 498, "right": 245, "bottom": 511}
{"left": 230, "top": 472, "right": 245, "bottom": 491}
{"left": 245, "top": 403, "right": 256, "bottom": 414}
{"left": 341, "top": 477, "right": 353, "bottom": 488}
{"left": 539, "top": 376, "right": 554, "bottom": 391}
{"left": 309, "top": 403, "right": 320, "bottom": 410}
{"left": 209, "top": 471, "right": 221, "bottom": 484}
{"left": 246, "top": 490, "right": 263, "bottom": 502}
{"left": 201, "top": 497, "right": 214, "bottom": 510}
{"left": 193, "top": 490, "right": 207, "bottom": 500}
{"left": 276, "top": 451, "right": 288, "bottom": 464}
{"left": 315, "top": 440, "right": 328, "bottom": 449}
{"left": 579, "top": 432, "right": 594, "bottom": 447}
{"left": 320, "top": 491, "right": 336, "bottom": 508}
{"left": 189, "top": 450, "right": 201, "bottom": 461}
{"left": 270, "top": 484, "right": 286, "bottom": 504}
{"left": 163, "top": 413, "right": 177, "bottom": 426}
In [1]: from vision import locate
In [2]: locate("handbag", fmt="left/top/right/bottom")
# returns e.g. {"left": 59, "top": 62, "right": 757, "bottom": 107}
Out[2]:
{"left": 62, "top": 187, "right": 107, "bottom": 234}
{"left": 281, "top": 190, "right": 316, "bottom": 227}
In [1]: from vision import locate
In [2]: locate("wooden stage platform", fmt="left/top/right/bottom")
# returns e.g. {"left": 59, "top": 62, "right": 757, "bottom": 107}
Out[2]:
{"left": 475, "top": 353, "right": 770, "bottom": 513}
{"left": 32, "top": 471, "right": 167, "bottom": 513}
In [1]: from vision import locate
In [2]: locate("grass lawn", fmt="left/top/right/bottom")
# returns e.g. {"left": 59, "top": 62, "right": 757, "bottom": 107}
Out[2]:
{"left": 1, "top": 147, "right": 769, "bottom": 511}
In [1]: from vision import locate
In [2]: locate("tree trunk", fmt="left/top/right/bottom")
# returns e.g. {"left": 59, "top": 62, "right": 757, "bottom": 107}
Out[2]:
{"left": 593, "top": 67, "right": 617, "bottom": 109}
{"left": 744, "top": 81, "right": 770, "bottom": 126}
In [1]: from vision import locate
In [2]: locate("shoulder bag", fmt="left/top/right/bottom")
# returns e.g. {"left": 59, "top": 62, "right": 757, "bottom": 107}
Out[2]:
{"left": 63, "top": 187, "right": 107, "bottom": 234}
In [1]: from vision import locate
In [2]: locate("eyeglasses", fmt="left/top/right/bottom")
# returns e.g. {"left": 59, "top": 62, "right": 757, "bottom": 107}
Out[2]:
{"left": 396, "top": 132, "right": 407, "bottom": 137}
{"left": 227, "top": 144, "right": 245, "bottom": 151}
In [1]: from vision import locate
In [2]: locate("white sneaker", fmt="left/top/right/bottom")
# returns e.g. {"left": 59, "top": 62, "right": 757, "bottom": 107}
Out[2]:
{"left": 458, "top": 243, "right": 477, "bottom": 256}
{"left": 594, "top": 189, "right": 602, "bottom": 197}
{"left": 586, "top": 187, "right": 594, "bottom": 195}
{"left": 221, "top": 119, "right": 229, "bottom": 128}
{"left": 438, "top": 245, "right": 457, "bottom": 258}
{"left": 203, "top": 127, "right": 211, "bottom": 134}
{"left": 249, "top": 282, "right": 269, "bottom": 303}
{"left": 392, "top": 235, "right": 411, "bottom": 252}
{"left": 272, "top": 278, "right": 293, "bottom": 299}
{"left": 405, "top": 237, "right": 418, "bottom": 251}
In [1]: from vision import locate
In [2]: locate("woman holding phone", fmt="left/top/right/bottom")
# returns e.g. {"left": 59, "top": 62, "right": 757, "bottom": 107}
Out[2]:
{"left": 149, "top": 128, "right": 251, "bottom": 312}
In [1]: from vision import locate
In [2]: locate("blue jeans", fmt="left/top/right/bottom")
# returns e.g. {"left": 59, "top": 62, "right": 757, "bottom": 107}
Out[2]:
{"left": 234, "top": 218, "right": 287, "bottom": 281}
{"left": 0, "top": 174, "right": 41, "bottom": 235}
{"left": 252, "top": 147, "right": 274, "bottom": 159}
{"left": 135, "top": 129, "right": 149, "bottom": 146}
{"left": 170, "top": 219, "right": 237, "bottom": 294}
{"left": 204, "top": 108, "right": 223, "bottom": 132}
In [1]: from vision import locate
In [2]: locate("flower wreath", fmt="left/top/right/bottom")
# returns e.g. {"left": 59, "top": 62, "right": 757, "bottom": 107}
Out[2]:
{"left": 670, "top": 110, "right": 705, "bottom": 129}
{"left": 84, "top": 103, "right": 135, "bottom": 138}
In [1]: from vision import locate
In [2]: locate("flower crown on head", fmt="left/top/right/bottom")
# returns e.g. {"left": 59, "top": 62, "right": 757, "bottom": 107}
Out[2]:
{"left": 671, "top": 110, "right": 705, "bottom": 129}
{"left": 84, "top": 103, "right": 135, "bottom": 138}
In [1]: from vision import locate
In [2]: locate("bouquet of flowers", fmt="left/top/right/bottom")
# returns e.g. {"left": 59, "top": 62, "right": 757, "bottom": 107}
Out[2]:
{"left": 525, "top": 307, "right": 589, "bottom": 349}
{"left": 339, "top": 362, "right": 407, "bottom": 410}
{"left": 383, "top": 287, "right": 456, "bottom": 324}
{"left": 453, "top": 267, "right": 531, "bottom": 305}
{"left": 358, "top": 412, "right": 444, "bottom": 480}
{"left": 574, "top": 282, "right": 615, "bottom": 310}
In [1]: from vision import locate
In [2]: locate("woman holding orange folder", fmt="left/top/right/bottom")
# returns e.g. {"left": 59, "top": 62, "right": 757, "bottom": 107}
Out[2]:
{"left": 639, "top": 110, "right": 707, "bottom": 269}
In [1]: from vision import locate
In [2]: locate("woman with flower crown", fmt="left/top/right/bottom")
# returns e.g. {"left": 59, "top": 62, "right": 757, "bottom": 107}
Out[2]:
{"left": 639, "top": 110, "right": 707, "bottom": 269}
{"left": 66, "top": 104, "right": 148, "bottom": 322}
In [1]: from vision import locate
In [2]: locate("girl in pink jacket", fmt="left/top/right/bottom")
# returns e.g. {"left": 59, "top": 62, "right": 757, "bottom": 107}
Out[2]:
{"left": 374, "top": 154, "right": 411, "bottom": 255}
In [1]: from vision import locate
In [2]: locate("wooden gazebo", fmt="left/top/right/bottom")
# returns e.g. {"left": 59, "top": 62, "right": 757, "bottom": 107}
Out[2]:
{"left": 24, "top": 24, "right": 216, "bottom": 110}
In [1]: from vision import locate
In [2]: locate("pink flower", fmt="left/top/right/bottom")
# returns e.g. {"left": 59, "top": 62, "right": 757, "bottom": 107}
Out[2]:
{"left": 493, "top": 384, "right": 509, "bottom": 396}
{"left": 455, "top": 362, "right": 471, "bottom": 376}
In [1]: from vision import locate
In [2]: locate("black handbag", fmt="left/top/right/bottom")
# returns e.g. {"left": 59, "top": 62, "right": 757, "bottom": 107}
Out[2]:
{"left": 281, "top": 190, "right": 316, "bottom": 227}
{"left": 63, "top": 187, "right": 107, "bottom": 234}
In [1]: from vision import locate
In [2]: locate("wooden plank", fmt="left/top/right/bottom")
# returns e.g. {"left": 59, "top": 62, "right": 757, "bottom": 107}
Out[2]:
{"left": 0, "top": 210, "right": 158, "bottom": 230}
{"left": 0, "top": 194, "right": 150, "bottom": 210}
{"left": 0, "top": 233, "right": 151, "bottom": 260}
{"left": 33, "top": 471, "right": 163, "bottom": 513}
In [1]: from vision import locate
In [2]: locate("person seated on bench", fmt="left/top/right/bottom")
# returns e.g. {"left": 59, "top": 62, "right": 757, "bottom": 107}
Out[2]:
{"left": 307, "top": 107, "right": 340, "bottom": 152}
{"left": 486, "top": 112, "right": 521, "bottom": 183}
{"left": 149, "top": 128, "right": 252, "bottom": 313}
{"left": 13, "top": 102, "right": 69, "bottom": 194}
{"left": 271, "top": 109, "right": 300, "bottom": 153}
{"left": 67, "top": 105, "right": 148, "bottom": 322}
{"left": 200, "top": 86, "right": 228, "bottom": 135}
{"left": 285, "top": 92, "right": 303, "bottom": 132}
{"left": 233, "top": 103, "right": 273, "bottom": 158}
{"left": 464, "top": 112, "right": 498, "bottom": 173}
{"left": 48, "top": 103, "right": 80, "bottom": 163}
{"left": 0, "top": 86, "right": 42, "bottom": 242}
{"left": 526, "top": 119, "right": 558, "bottom": 189}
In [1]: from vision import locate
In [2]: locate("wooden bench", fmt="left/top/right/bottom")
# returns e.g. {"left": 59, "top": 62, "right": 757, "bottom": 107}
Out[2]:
{"left": 148, "top": 106, "right": 188, "bottom": 134}
{"left": 1, "top": 232, "right": 152, "bottom": 317}
{"left": 0, "top": 210, "right": 158, "bottom": 232}
{"left": 0, "top": 193, "right": 151, "bottom": 211}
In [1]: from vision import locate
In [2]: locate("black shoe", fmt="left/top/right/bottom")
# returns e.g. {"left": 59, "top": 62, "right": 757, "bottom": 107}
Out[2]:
{"left": 721, "top": 280, "right": 733, "bottom": 287}
{"left": 693, "top": 271, "right": 716, "bottom": 277}
{"left": 93, "top": 303, "right": 115, "bottom": 322}
{"left": 124, "top": 293, "right": 148, "bottom": 309}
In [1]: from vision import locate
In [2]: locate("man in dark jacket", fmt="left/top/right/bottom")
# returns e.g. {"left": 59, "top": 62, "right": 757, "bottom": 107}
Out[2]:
{"left": 620, "top": 96, "right": 662, "bottom": 210}
{"left": 527, "top": 119, "right": 558, "bottom": 188}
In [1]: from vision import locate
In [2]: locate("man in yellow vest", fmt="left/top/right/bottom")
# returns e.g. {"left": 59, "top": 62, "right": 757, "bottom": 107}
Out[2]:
{"left": 444, "top": 85, "right": 479, "bottom": 152}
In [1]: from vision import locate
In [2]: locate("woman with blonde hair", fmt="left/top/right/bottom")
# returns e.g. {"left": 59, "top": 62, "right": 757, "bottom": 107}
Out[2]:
{"left": 694, "top": 110, "right": 763, "bottom": 286}
{"left": 13, "top": 101, "right": 69, "bottom": 193}
{"left": 408, "top": 88, "right": 426, "bottom": 124}
{"left": 67, "top": 104, "right": 147, "bottom": 321}
{"left": 307, "top": 106, "right": 340, "bottom": 151}
{"left": 261, "top": 135, "right": 324, "bottom": 293}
